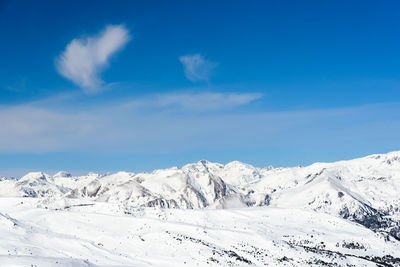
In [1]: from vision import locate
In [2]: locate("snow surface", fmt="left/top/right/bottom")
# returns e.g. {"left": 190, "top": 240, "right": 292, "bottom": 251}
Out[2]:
{"left": 1, "top": 151, "right": 400, "bottom": 266}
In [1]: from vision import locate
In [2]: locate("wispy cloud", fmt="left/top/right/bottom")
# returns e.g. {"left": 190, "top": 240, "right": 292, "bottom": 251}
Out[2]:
{"left": 0, "top": 95, "right": 399, "bottom": 154}
{"left": 56, "top": 25, "right": 130, "bottom": 94}
{"left": 179, "top": 54, "right": 218, "bottom": 82}
{"left": 154, "top": 92, "right": 262, "bottom": 111}
{"left": 126, "top": 92, "right": 263, "bottom": 112}
{"left": 0, "top": 105, "right": 99, "bottom": 152}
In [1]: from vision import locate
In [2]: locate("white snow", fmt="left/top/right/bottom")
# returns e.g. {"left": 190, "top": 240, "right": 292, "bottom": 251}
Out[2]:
{"left": 1, "top": 151, "right": 400, "bottom": 266}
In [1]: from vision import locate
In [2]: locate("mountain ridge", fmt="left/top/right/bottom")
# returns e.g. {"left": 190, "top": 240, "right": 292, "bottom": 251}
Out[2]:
{"left": 1, "top": 151, "right": 400, "bottom": 266}
{"left": 1, "top": 151, "right": 400, "bottom": 240}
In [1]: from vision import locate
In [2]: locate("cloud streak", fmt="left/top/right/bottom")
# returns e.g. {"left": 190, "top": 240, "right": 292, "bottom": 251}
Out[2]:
{"left": 154, "top": 92, "right": 262, "bottom": 111}
{"left": 179, "top": 54, "right": 218, "bottom": 82}
{"left": 56, "top": 25, "right": 130, "bottom": 94}
{"left": 0, "top": 95, "right": 399, "bottom": 155}
{"left": 125, "top": 92, "right": 263, "bottom": 112}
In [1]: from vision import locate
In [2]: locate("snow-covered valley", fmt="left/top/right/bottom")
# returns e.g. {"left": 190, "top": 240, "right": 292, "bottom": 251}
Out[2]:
{"left": 1, "top": 151, "right": 400, "bottom": 266}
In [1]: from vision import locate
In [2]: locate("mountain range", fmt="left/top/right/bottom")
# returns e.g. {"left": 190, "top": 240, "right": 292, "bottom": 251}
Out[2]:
{"left": 1, "top": 151, "right": 400, "bottom": 266}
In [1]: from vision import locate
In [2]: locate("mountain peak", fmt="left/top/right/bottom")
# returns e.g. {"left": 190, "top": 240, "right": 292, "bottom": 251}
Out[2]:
{"left": 19, "top": 172, "right": 51, "bottom": 182}
{"left": 53, "top": 171, "right": 72, "bottom": 178}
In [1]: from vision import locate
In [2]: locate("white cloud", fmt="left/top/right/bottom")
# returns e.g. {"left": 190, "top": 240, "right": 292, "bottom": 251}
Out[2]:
{"left": 0, "top": 95, "right": 399, "bottom": 154}
{"left": 0, "top": 105, "right": 99, "bottom": 152}
{"left": 56, "top": 25, "right": 130, "bottom": 94}
{"left": 151, "top": 92, "right": 262, "bottom": 111}
{"left": 179, "top": 54, "right": 218, "bottom": 82}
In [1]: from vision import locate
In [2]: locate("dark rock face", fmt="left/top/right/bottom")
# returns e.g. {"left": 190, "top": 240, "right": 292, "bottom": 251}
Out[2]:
{"left": 264, "top": 194, "right": 271, "bottom": 206}
{"left": 344, "top": 207, "right": 400, "bottom": 242}
{"left": 145, "top": 198, "right": 179, "bottom": 209}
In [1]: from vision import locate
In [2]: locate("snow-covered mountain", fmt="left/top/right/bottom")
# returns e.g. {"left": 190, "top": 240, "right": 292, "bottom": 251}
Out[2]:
{"left": 1, "top": 151, "right": 400, "bottom": 266}
{"left": 2, "top": 152, "right": 400, "bottom": 223}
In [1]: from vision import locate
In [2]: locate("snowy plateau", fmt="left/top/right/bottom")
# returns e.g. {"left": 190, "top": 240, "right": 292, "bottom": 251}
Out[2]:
{"left": 1, "top": 151, "right": 400, "bottom": 266}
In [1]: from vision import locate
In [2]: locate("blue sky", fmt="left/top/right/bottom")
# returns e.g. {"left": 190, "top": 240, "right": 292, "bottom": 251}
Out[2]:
{"left": 1, "top": 0, "right": 400, "bottom": 177}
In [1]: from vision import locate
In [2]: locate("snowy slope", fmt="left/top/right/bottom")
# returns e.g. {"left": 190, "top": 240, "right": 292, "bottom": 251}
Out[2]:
{"left": 0, "top": 197, "right": 399, "bottom": 266}
{"left": 1, "top": 151, "right": 400, "bottom": 265}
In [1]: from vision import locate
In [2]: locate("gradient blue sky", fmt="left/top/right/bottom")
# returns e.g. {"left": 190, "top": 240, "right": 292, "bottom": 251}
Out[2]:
{"left": 1, "top": 0, "right": 400, "bottom": 177}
